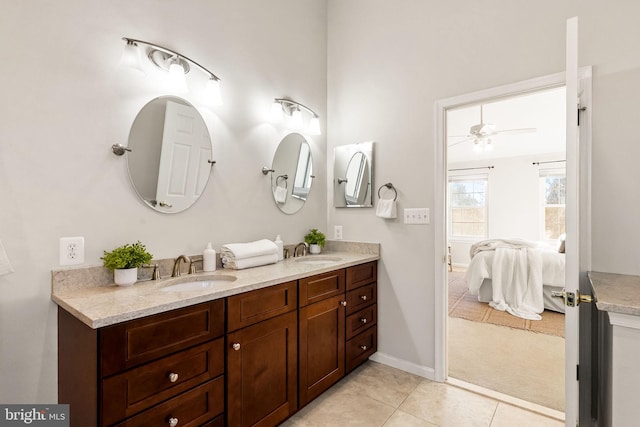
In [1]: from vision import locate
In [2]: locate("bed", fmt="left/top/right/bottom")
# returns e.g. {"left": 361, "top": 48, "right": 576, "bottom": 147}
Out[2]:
{"left": 464, "top": 238, "right": 566, "bottom": 318}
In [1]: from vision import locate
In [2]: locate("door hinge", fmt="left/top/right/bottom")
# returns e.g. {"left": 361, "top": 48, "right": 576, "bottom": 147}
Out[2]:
{"left": 576, "top": 364, "right": 580, "bottom": 381}
{"left": 577, "top": 106, "right": 587, "bottom": 126}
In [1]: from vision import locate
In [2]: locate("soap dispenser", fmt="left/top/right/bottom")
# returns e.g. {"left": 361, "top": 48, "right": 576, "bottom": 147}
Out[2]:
{"left": 203, "top": 242, "right": 216, "bottom": 272}
{"left": 274, "top": 235, "right": 284, "bottom": 261}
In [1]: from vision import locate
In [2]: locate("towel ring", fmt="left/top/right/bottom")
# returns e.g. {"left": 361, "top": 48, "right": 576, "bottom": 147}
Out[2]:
{"left": 276, "top": 174, "right": 288, "bottom": 189}
{"left": 377, "top": 183, "right": 397, "bottom": 201}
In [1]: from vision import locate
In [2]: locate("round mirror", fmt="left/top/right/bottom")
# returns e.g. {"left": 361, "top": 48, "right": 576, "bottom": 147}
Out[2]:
{"left": 344, "top": 151, "right": 370, "bottom": 206}
{"left": 127, "top": 96, "right": 213, "bottom": 213}
{"left": 270, "top": 133, "right": 314, "bottom": 214}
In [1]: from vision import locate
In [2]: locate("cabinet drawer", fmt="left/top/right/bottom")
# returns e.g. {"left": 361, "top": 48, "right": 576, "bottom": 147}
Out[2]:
{"left": 100, "top": 300, "right": 224, "bottom": 377}
{"left": 299, "top": 269, "right": 345, "bottom": 306}
{"left": 346, "top": 304, "right": 377, "bottom": 340}
{"left": 346, "top": 327, "right": 377, "bottom": 373}
{"left": 113, "top": 376, "right": 224, "bottom": 427}
{"left": 227, "top": 281, "right": 297, "bottom": 332}
{"left": 346, "top": 283, "right": 377, "bottom": 314}
{"left": 346, "top": 262, "right": 377, "bottom": 291}
{"left": 102, "top": 339, "right": 224, "bottom": 425}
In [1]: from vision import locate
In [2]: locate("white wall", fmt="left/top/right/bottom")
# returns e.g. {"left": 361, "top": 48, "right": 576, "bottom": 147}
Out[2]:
{"left": 449, "top": 153, "right": 565, "bottom": 267}
{"left": 0, "top": 0, "right": 327, "bottom": 403}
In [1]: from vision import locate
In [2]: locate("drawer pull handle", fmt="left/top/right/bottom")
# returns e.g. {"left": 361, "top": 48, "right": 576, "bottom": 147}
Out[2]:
{"left": 168, "top": 372, "right": 179, "bottom": 383}
{"left": 169, "top": 417, "right": 179, "bottom": 427}
{"left": 360, "top": 295, "right": 368, "bottom": 301}
{"left": 360, "top": 345, "right": 368, "bottom": 351}
{"left": 340, "top": 301, "right": 347, "bottom": 307}
{"left": 360, "top": 318, "right": 367, "bottom": 324}
{"left": 232, "top": 342, "right": 241, "bottom": 351}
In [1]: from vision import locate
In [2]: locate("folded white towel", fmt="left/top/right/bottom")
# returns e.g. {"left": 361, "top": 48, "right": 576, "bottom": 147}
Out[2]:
{"left": 223, "top": 253, "right": 279, "bottom": 270}
{"left": 376, "top": 199, "right": 397, "bottom": 219}
{"left": 0, "top": 240, "right": 14, "bottom": 276}
{"left": 274, "top": 186, "right": 287, "bottom": 204}
{"left": 220, "top": 239, "right": 279, "bottom": 260}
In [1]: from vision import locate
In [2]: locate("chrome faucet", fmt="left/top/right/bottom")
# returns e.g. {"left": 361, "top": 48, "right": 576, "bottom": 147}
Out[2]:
{"left": 293, "top": 242, "right": 308, "bottom": 257}
{"left": 172, "top": 255, "right": 191, "bottom": 277}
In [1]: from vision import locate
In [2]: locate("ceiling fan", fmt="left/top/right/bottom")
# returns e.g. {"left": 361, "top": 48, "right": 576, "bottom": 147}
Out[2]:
{"left": 448, "top": 104, "right": 536, "bottom": 152}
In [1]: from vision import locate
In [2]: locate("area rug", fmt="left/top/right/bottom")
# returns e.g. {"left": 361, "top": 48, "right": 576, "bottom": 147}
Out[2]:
{"left": 448, "top": 270, "right": 565, "bottom": 338}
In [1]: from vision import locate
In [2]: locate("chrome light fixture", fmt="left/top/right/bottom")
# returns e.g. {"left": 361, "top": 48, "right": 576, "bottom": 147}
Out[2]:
{"left": 120, "top": 37, "right": 223, "bottom": 106}
{"left": 270, "top": 98, "right": 321, "bottom": 135}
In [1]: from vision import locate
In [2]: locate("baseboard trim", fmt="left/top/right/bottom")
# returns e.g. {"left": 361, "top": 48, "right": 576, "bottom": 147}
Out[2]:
{"left": 369, "top": 352, "right": 437, "bottom": 381}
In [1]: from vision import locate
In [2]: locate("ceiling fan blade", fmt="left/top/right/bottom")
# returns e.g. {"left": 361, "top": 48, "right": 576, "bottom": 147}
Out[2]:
{"left": 448, "top": 137, "right": 475, "bottom": 147}
{"left": 493, "top": 127, "right": 537, "bottom": 136}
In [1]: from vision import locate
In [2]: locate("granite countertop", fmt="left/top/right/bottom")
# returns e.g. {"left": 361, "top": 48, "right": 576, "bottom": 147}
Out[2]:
{"left": 52, "top": 248, "right": 379, "bottom": 329}
{"left": 588, "top": 271, "right": 640, "bottom": 316}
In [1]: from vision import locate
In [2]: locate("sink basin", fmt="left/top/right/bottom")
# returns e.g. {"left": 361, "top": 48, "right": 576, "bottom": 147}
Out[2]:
{"left": 293, "top": 256, "right": 342, "bottom": 265}
{"left": 160, "top": 275, "right": 237, "bottom": 292}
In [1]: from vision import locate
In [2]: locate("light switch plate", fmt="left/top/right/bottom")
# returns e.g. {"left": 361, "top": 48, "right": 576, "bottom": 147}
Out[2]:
{"left": 403, "top": 208, "right": 430, "bottom": 224}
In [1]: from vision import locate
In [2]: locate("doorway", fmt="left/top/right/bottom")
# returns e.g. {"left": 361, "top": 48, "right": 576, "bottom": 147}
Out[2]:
{"left": 434, "top": 72, "right": 573, "bottom": 415}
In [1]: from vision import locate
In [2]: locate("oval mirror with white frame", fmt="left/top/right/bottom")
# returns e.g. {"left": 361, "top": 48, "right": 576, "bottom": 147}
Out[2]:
{"left": 270, "top": 132, "right": 314, "bottom": 214}
{"left": 334, "top": 141, "right": 374, "bottom": 207}
{"left": 127, "top": 96, "right": 214, "bottom": 213}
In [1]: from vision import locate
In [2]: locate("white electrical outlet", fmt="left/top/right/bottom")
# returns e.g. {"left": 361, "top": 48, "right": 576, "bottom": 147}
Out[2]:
{"left": 59, "top": 236, "right": 85, "bottom": 266}
{"left": 334, "top": 225, "right": 343, "bottom": 240}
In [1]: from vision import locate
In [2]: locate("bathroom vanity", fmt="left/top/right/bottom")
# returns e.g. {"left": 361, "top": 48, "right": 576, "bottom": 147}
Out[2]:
{"left": 53, "top": 247, "right": 378, "bottom": 427}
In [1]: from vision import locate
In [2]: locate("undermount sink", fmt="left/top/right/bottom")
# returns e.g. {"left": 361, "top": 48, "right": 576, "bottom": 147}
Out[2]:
{"left": 159, "top": 275, "right": 237, "bottom": 292}
{"left": 293, "top": 256, "right": 342, "bottom": 265}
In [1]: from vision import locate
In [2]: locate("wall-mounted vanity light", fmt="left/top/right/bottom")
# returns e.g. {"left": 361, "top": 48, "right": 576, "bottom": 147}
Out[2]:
{"left": 270, "top": 98, "right": 321, "bottom": 135}
{"left": 120, "top": 37, "right": 223, "bottom": 106}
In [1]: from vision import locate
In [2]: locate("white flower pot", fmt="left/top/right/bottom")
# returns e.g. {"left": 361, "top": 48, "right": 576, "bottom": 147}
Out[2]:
{"left": 114, "top": 267, "right": 138, "bottom": 286}
{"left": 309, "top": 244, "right": 322, "bottom": 255}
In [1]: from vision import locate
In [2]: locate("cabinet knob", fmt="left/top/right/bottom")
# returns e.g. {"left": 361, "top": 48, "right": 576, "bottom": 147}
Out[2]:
{"left": 232, "top": 342, "right": 241, "bottom": 351}
{"left": 360, "top": 345, "right": 368, "bottom": 351}
{"left": 360, "top": 295, "right": 368, "bottom": 301}
{"left": 340, "top": 301, "right": 347, "bottom": 307}
{"left": 360, "top": 318, "right": 367, "bottom": 324}
{"left": 168, "top": 372, "right": 179, "bottom": 383}
{"left": 168, "top": 417, "right": 178, "bottom": 427}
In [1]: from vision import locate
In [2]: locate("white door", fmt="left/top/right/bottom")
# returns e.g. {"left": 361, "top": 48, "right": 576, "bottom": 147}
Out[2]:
{"left": 563, "top": 16, "right": 594, "bottom": 427}
{"left": 155, "top": 100, "right": 212, "bottom": 212}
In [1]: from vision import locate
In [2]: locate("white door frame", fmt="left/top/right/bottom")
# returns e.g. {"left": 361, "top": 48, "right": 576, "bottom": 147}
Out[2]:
{"left": 433, "top": 68, "right": 592, "bottom": 412}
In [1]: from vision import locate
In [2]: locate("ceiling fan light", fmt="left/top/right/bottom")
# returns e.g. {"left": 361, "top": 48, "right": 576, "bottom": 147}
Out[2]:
{"left": 484, "top": 139, "right": 493, "bottom": 151}
{"left": 473, "top": 140, "right": 483, "bottom": 153}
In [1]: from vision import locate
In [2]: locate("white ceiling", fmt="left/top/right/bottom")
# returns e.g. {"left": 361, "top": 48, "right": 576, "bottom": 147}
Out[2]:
{"left": 447, "top": 86, "right": 566, "bottom": 164}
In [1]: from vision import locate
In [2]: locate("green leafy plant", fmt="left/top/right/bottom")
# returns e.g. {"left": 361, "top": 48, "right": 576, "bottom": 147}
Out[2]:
{"left": 304, "top": 229, "right": 326, "bottom": 247}
{"left": 101, "top": 241, "right": 153, "bottom": 270}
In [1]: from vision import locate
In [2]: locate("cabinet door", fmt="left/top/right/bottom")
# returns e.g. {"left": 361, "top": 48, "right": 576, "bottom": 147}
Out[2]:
{"left": 299, "top": 295, "right": 346, "bottom": 407}
{"left": 227, "top": 311, "right": 297, "bottom": 427}
{"left": 299, "top": 269, "right": 345, "bottom": 307}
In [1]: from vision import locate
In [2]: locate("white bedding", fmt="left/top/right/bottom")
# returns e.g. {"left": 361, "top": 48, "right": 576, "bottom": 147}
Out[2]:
{"left": 465, "top": 239, "right": 565, "bottom": 319}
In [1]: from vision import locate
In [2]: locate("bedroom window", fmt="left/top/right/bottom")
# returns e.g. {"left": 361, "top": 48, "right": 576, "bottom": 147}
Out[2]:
{"left": 540, "top": 169, "right": 566, "bottom": 240}
{"left": 448, "top": 175, "right": 488, "bottom": 238}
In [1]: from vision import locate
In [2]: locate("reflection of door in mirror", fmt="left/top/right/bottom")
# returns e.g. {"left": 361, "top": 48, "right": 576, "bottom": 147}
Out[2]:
{"left": 155, "top": 101, "right": 212, "bottom": 211}
{"left": 345, "top": 152, "right": 369, "bottom": 205}
{"left": 270, "top": 133, "right": 314, "bottom": 214}
{"left": 293, "top": 143, "right": 313, "bottom": 200}
{"left": 333, "top": 142, "right": 374, "bottom": 208}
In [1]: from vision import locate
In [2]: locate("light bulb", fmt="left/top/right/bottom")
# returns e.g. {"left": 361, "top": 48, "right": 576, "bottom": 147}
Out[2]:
{"left": 290, "top": 108, "right": 303, "bottom": 129}
{"left": 204, "top": 77, "right": 223, "bottom": 106}
{"left": 119, "top": 41, "right": 145, "bottom": 75}
{"left": 307, "top": 116, "right": 321, "bottom": 135}
{"left": 167, "top": 59, "right": 188, "bottom": 93}
{"left": 271, "top": 100, "right": 284, "bottom": 122}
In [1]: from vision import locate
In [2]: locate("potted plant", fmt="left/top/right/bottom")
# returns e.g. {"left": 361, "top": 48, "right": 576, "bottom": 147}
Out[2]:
{"left": 102, "top": 241, "right": 153, "bottom": 286}
{"left": 304, "top": 229, "right": 326, "bottom": 254}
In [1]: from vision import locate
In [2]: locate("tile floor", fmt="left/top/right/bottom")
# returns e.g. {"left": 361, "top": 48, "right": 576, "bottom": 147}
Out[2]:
{"left": 282, "top": 361, "right": 564, "bottom": 427}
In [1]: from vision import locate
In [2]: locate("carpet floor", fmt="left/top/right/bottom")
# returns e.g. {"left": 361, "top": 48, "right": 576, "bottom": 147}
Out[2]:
{"left": 448, "top": 270, "right": 565, "bottom": 412}
{"left": 448, "top": 270, "right": 565, "bottom": 338}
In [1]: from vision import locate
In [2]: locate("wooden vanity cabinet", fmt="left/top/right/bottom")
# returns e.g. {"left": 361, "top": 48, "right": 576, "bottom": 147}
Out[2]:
{"left": 226, "top": 282, "right": 298, "bottom": 427}
{"left": 345, "top": 262, "right": 378, "bottom": 372}
{"left": 298, "top": 269, "right": 346, "bottom": 407}
{"left": 58, "top": 299, "right": 225, "bottom": 427}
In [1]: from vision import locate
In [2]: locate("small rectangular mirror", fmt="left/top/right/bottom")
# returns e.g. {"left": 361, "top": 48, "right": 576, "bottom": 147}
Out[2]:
{"left": 334, "top": 142, "right": 374, "bottom": 207}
